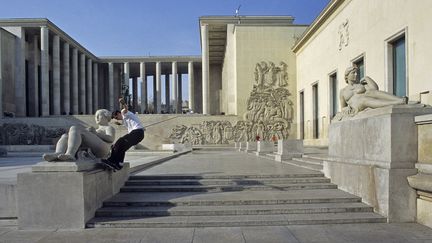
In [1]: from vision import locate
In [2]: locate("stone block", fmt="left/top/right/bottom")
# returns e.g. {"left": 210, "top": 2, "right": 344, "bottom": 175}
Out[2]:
{"left": 238, "top": 142, "right": 246, "bottom": 151}
{"left": 417, "top": 198, "right": 432, "bottom": 228}
{"left": 245, "top": 142, "right": 257, "bottom": 152}
{"left": 162, "top": 143, "right": 191, "bottom": 152}
{"left": 17, "top": 162, "right": 130, "bottom": 229}
{"left": 0, "top": 183, "right": 16, "bottom": 218}
{"left": 325, "top": 105, "right": 432, "bottom": 222}
{"left": 275, "top": 139, "right": 303, "bottom": 162}
{"left": 416, "top": 114, "right": 432, "bottom": 164}
{"left": 255, "top": 141, "right": 274, "bottom": 156}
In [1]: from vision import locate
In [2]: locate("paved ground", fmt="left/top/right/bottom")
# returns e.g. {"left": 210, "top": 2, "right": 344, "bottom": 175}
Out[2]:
{"left": 1, "top": 148, "right": 432, "bottom": 242}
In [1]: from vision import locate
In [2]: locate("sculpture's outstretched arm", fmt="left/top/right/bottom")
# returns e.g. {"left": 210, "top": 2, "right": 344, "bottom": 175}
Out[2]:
{"left": 360, "top": 76, "right": 379, "bottom": 90}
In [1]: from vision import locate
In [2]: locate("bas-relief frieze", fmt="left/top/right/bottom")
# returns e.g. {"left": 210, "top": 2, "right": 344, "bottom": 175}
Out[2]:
{"left": 0, "top": 123, "right": 66, "bottom": 145}
{"left": 169, "top": 61, "right": 294, "bottom": 144}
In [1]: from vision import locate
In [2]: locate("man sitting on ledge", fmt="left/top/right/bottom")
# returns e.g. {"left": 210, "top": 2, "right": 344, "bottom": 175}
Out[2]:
{"left": 101, "top": 97, "right": 145, "bottom": 170}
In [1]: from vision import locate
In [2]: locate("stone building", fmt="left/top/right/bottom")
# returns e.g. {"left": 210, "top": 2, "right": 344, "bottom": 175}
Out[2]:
{"left": 293, "top": 0, "right": 432, "bottom": 146}
{"left": 0, "top": 19, "right": 201, "bottom": 117}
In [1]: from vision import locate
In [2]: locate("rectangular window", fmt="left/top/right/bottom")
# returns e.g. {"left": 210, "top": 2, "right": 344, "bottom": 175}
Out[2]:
{"left": 392, "top": 36, "right": 406, "bottom": 97}
{"left": 299, "top": 91, "right": 304, "bottom": 139}
{"left": 312, "top": 83, "right": 319, "bottom": 139}
{"left": 353, "top": 58, "right": 364, "bottom": 81}
{"left": 329, "top": 72, "right": 338, "bottom": 119}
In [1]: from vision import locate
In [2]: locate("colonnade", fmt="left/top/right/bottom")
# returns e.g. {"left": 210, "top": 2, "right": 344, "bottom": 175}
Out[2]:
{"left": 106, "top": 60, "right": 196, "bottom": 114}
{"left": 0, "top": 23, "right": 204, "bottom": 117}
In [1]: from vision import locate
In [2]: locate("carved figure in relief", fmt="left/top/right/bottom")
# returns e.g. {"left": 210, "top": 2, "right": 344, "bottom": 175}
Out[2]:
{"left": 336, "top": 66, "right": 407, "bottom": 120}
{"left": 277, "top": 62, "right": 289, "bottom": 87}
{"left": 42, "top": 109, "right": 115, "bottom": 161}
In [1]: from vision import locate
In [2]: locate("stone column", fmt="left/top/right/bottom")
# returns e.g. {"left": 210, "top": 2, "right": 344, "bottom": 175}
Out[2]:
{"left": 62, "top": 42, "right": 70, "bottom": 115}
{"left": 201, "top": 24, "right": 210, "bottom": 115}
{"left": 71, "top": 48, "right": 79, "bottom": 114}
{"left": 108, "top": 62, "right": 114, "bottom": 111}
{"left": 123, "top": 62, "right": 129, "bottom": 99}
{"left": 93, "top": 63, "right": 98, "bottom": 111}
{"left": 140, "top": 62, "right": 147, "bottom": 113}
{"left": 14, "top": 27, "right": 26, "bottom": 117}
{"left": 165, "top": 74, "right": 170, "bottom": 113}
{"left": 178, "top": 74, "right": 182, "bottom": 113}
{"left": 86, "top": 59, "right": 93, "bottom": 114}
{"left": 153, "top": 75, "right": 156, "bottom": 113}
{"left": 132, "top": 77, "right": 138, "bottom": 112}
{"left": 188, "top": 61, "right": 194, "bottom": 111}
{"left": 79, "top": 54, "right": 86, "bottom": 114}
{"left": 171, "top": 61, "right": 178, "bottom": 113}
{"left": 28, "top": 35, "right": 39, "bottom": 117}
{"left": 40, "top": 26, "right": 50, "bottom": 116}
{"left": 155, "top": 62, "right": 161, "bottom": 113}
{"left": 52, "top": 35, "right": 61, "bottom": 115}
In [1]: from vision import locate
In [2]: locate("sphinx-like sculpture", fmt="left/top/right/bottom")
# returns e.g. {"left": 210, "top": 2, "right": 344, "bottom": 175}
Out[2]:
{"left": 334, "top": 66, "right": 407, "bottom": 121}
{"left": 43, "top": 109, "right": 115, "bottom": 162}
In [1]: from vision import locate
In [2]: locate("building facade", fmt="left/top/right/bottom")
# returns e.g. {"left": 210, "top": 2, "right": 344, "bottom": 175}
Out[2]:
{"left": 293, "top": 0, "right": 432, "bottom": 146}
{"left": 0, "top": 19, "right": 201, "bottom": 117}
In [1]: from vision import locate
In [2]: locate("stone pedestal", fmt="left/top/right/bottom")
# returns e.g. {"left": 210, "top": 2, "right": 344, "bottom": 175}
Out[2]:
{"left": 407, "top": 114, "right": 432, "bottom": 228}
{"left": 244, "top": 141, "right": 257, "bottom": 153}
{"left": 238, "top": 142, "right": 246, "bottom": 152}
{"left": 162, "top": 143, "right": 192, "bottom": 152}
{"left": 17, "top": 160, "right": 129, "bottom": 229}
{"left": 275, "top": 139, "right": 303, "bottom": 162}
{"left": 255, "top": 141, "right": 274, "bottom": 156}
{"left": 325, "top": 105, "right": 432, "bottom": 222}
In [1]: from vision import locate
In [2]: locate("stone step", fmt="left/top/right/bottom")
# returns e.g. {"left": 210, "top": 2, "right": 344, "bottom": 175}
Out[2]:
{"left": 104, "top": 189, "right": 360, "bottom": 207}
{"left": 120, "top": 183, "right": 337, "bottom": 192}
{"left": 292, "top": 157, "right": 324, "bottom": 165}
{"left": 129, "top": 173, "right": 324, "bottom": 180}
{"left": 87, "top": 212, "right": 386, "bottom": 228}
{"left": 125, "top": 177, "right": 331, "bottom": 186}
{"left": 280, "top": 160, "right": 323, "bottom": 172}
{"left": 302, "top": 154, "right": 329, "bottom": 161}
{"left": 95, "top": 202, "right": 373, "bottom": 217}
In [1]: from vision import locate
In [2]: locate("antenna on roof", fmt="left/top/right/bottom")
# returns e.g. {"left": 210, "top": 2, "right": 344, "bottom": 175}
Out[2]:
{"left": 235, "top": 5, "right": 241, "bottom": 17}
{"left": 235, "top": 5, "right": 241, "bottom": 24}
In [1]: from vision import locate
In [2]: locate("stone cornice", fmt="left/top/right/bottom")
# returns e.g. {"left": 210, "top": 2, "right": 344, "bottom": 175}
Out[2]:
{"left": 0, "top": 18, "right": 98, "bottom": 60}
{"left": 98, "top": 56, "right": 202, "bottom": 63}
{"left": 199, "top": 15, "right": 295, "bottom": 25}
{"left": 292, "top": 0, "right": 345, "bottom": 53}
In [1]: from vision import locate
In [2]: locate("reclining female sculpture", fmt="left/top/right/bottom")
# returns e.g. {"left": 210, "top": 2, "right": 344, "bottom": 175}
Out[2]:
{"left": 43, "top": 109, "right": 115, "bottom": 162}
{"left": 334, "top": 66, "right": 407, "bottom": 120}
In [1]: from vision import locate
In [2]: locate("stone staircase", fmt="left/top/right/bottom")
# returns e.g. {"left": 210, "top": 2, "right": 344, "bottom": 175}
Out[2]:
{"left": 87, "top": 172, "right": 386, "bottom": 228}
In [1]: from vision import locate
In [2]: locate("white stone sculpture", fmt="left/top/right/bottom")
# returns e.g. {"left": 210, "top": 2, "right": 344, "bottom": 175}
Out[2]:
{"left": 42, "top": 109, "right": 115, "bottom": 161}
{"left": 334, "top": 66, "right": 407, "bottom": 121}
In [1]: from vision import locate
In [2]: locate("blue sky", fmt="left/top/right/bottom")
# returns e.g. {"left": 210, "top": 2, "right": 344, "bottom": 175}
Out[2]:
{"left": 0, "top": 0, "right": 329, "bottom": 56}
{"left": 0, "top": 0, "right": 329, "bottom": 106}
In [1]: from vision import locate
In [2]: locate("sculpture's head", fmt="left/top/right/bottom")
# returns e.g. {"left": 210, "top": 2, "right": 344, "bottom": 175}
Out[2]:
{"left": 95, "top": 109, "right": 111, "bottom": 125}
{"left": 344, "top": 66, "right": 358, "bottom": 84}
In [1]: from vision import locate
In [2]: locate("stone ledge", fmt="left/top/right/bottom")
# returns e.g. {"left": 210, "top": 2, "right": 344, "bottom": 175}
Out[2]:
{"left": 415, "top": 114, "right": 432, "bottom": 125}
{"left": 416, "top": 163, "right": 432, "bottom": 174}
{"left": 333, "top": 104, "right": 432, "bottom": 122}
{"left": 407, "top": 173, "right": 432, "bottom": 193}
{"left": 32, "top": 161, "right": 100, "bottom": 172}
{"left": 323, "top": 156, "right": 415, "bottom": 169}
